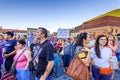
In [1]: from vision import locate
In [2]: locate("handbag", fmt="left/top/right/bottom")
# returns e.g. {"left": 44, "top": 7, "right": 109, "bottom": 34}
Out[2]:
{"left": 66, "top": 56, "right": 90, "bottom": 80}
{"left": 99, "top": 68, "right": 112, "bottom": 75}
{"left": 1, "top": 71, "right": 16, "bottom": 80}
{"left": 9, "top": 48, "right": 26, "bottom": 76}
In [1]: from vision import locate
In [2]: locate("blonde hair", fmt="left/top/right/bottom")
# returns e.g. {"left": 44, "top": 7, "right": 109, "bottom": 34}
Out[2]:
{"left": 108, "top": 34, "right": 117, "bottom": 45}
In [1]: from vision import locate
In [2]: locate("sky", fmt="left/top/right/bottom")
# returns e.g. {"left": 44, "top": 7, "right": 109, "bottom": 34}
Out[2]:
{"left": 0, "top": 0, "right": 120, "bottom": 33}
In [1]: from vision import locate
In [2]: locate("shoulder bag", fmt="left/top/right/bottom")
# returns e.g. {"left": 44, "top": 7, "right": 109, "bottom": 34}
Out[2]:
{"left": 66, "top": 49, "right": 90, "bottom": 80}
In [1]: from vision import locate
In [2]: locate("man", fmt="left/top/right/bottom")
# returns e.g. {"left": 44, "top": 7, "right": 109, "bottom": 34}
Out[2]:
{"left": 116, "top": 33, "right": 120, "bottom": 68}
{"left": 34, "top": 27, "right": 54, "bottom": 80}
{"left": 2, "top": 32, "right": 17, "bottom": 71}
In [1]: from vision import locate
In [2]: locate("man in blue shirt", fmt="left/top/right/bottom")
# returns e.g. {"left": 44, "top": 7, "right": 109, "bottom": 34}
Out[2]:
{"left": 3, "top": 32, "right": 17, "bottom": 71}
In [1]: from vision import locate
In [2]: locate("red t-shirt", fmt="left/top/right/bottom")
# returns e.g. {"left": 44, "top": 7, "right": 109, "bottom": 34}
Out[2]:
{"left": 107, "top": 42, "right": 118, "bottom": 56}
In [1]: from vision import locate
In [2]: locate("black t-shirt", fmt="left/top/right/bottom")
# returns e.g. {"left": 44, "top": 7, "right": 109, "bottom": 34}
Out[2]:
{"left": 34, "top": 40, "right": 54, "bottom": 78}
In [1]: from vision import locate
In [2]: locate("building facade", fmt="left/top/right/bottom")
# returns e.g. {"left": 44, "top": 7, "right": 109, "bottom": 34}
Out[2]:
{"left": 0, "top": 28, "right": 27, "bottom": 36}
{"left": 27, "top": 28, "right": 37, "bottom": 37}
{"left": 70, "top": 16, "right": 120, "bottom": 37}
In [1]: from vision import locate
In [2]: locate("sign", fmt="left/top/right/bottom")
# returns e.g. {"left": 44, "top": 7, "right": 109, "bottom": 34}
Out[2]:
{"left": 57, "top": 29, "right": 69, "bottom": 38}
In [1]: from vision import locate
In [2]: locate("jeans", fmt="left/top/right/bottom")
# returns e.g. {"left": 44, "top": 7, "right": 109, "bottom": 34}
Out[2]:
{"left": 30, "top": 71, "right": 35, "bottom": 80}
{"left": 62, "top": 55, "right": 71, "bottom": 67}
{"left": 16, "top": 68, "right": 30, "bottom": 80}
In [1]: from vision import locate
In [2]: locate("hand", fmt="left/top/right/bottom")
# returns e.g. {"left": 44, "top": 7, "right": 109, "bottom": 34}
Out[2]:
{"left": 108, "top": 43, "right": 111, "bottom": 46}
{"left": 24, "top": 67, "right": 28, "bottom": 70}
{"left": 89, "top": 71, "right": 92, "bottom": 78}
{"left": 33, "top": 37, "right": 38, "bottom": 44}
{"left": 40, "top": 75, "right": 46, "bottom": 80}
{"left": 108, "top": 41, "right": 112, "bottom": 44}
{"left": 82, "top": 47, "right": 90, "bottom": 52}
{"left": 109, "top": 66, "right": 113, "bottom": 69}
{"left": 3, "top": 54, "right": 9, "bottom": 59}
{"left": 15, "top": 46, "right": 19, "bottom": 50}
{"left": 2, "top": 48, "right": 6, "bottom": 53}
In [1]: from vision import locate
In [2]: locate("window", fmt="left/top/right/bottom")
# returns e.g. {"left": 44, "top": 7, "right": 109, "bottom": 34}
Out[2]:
{"left": 98, "top": 29, "right": 100, "bottom": 33}
{"left": 102, "top": 29, "right": 106, "bottom": 33}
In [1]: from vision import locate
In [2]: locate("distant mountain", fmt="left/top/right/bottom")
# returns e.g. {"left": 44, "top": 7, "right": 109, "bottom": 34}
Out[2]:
{"left": 88, "top": 9, "right": 120, "bottom": 21}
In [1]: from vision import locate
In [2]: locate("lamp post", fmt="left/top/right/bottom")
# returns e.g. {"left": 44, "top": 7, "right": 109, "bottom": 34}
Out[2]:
{"left": 83, "top": 22, "right": 88, "bottom": 32}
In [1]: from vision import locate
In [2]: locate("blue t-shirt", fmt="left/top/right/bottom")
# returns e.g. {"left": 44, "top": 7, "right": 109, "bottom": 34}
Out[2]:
{"left": 4, "top": 39, "right": 17, "bottom": 59}
{"left": 64, "top": 42, "right": 72, "bottom": 55}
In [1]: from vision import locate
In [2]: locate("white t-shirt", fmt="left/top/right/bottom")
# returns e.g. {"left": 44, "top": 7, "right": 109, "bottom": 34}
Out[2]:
{"left": 91, "top": 47, "right": 112, "bottom": 68}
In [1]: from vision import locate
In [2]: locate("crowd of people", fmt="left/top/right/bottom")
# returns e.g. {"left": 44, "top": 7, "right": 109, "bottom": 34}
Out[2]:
{"left": 0, "top": 27, "right": 120, "bottom": 80}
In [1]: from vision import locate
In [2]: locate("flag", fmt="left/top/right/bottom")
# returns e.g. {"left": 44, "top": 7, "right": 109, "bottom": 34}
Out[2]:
{"left": 29, "top": 32, "right": 34, "bottom": 44}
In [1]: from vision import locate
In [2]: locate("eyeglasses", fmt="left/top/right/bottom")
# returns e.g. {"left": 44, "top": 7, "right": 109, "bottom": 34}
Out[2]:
{"left": 99, "top": 39, "right": 107, "bottom": 41}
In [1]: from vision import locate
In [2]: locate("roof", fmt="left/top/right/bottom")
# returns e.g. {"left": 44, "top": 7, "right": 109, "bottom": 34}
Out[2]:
{"left": 88, "top": 8, "right": 120, "bottom": 22}
{"left": 0, "top": 28, "right": 27, "bottom": 33}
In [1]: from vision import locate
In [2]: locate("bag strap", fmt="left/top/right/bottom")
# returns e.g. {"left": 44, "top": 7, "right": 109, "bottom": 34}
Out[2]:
{"left": 14, "top": 48, "right": 26, "bottom": 64}
{"left": 32, "top": 48, "right": 41, "bottom": 62}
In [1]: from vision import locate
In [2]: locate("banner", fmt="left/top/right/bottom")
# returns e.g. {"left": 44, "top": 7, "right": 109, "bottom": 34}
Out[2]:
{"left": 57, "top": 29, "right": 69, "bottom": 38}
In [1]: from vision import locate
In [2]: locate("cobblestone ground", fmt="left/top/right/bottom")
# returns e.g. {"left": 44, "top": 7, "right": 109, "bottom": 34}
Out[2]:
{"left": 1, "top": 62, "right": 120, "bottom": 80}
{"left": 54, "top": 64, "right": 120, "bottom": 80}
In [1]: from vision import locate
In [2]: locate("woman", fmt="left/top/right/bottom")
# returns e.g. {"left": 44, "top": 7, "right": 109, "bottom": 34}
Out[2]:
{"left": 108, "top": 34, "right": 118, "bottom": 80}
{"left": 91, "top": 35, "right": 113, "bottom": 80}
{"left": 62, "top": 38, "right": 72, "bottom": 71}
{"left": 75, "top": 32, "right": 91, "bottom": 66}
{"left": 14, "top": 39, "right": 31, "bottom": 80}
